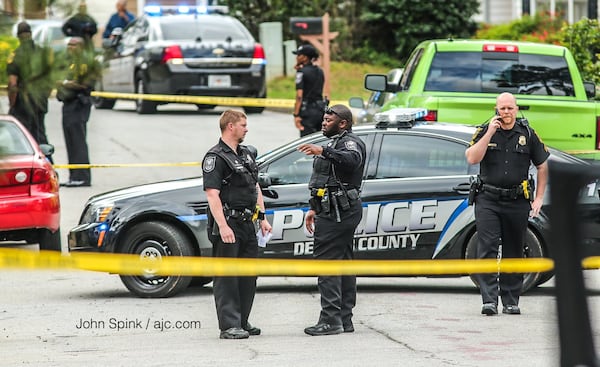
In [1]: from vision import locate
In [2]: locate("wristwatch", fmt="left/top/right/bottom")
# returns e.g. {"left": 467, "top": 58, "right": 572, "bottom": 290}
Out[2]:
{"left": 293, "top": 113, "right": 299, "bottom": 117}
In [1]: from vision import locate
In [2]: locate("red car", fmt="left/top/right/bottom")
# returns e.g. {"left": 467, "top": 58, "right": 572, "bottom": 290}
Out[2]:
{"left": 0, "top": 115, "right": 60, "bottom": 251}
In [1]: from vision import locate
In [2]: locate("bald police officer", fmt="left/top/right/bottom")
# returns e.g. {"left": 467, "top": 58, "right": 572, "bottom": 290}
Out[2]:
{"left": 292, "top": 44, "right": 325, "bottom": 137}
{"left": 466, "top": 92, "right": 549, "bottom": 316}
{"left": 298, "top": 104, "right": 366, "bottom": 335}
{"left": 203, "top": 110, "right": 272, "bottom": 339}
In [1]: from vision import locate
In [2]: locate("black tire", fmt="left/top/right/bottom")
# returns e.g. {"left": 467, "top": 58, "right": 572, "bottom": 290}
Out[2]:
{"left": 135, "top": 72, "right": 157, "bottom": 114}
{"left": 195, "top": 104, "right": 216, "bottom": 110}
{"left": 118, "top": 221, "right": 193, "bottom": 298}
{"left": 243, "top": 106, "right": 265, "bottom": 114}
{"left": 464, "top": 227, "right": 544, "bottom": 294}
{"left": 38, "top": 228, "right": 61, "bottom": 252}
{"left": 92, "top": 80, "right": 116, "bottom": 109}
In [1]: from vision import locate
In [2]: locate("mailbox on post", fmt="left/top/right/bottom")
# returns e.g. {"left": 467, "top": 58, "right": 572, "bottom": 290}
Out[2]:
{"left": 290, "top": 17, "right": 322, "bottom": 35}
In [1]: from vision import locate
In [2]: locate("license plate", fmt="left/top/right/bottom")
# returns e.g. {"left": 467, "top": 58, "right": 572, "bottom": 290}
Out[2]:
{"left": 208, "top": 75, "right": 231, "bottom": 88}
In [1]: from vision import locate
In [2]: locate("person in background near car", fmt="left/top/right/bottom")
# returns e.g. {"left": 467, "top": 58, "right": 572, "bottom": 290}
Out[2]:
{"left": 56, "top": 36, "right": 100, "bottom": 187}
{"left": 298, "top": 104, "right": 366, "bottom": 336}
{"left": 465, "top": 92, "right": 549, "bottom": 316}
{"left": 292, "top": 43, "right": 326, "bottom": 137}
{"left": 102, "top": 0, "right": 134, "bottom": 39}
{"left": 62, "top": 0, "right": 97, "bottom": 51}
{"left": 7, "top": 21, "right": 54, "bottom": 162}
{"left": 202, "top": 110, "right": 272, "bottom": 339}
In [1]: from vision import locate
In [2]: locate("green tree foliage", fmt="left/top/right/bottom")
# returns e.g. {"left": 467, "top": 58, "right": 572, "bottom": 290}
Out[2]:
{"left": 360, "top": 0, "right": 479, "bottom": 64}
{"left": 559, "top": 18, "right": 600, "bottom": 87}
{"left": 475, "top": 12, "right": 564, "bottom": 44}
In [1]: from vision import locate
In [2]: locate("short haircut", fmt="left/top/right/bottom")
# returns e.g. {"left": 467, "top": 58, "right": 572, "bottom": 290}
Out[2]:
{"left": 219, "top": 110, "right": 247, "bottom": 131}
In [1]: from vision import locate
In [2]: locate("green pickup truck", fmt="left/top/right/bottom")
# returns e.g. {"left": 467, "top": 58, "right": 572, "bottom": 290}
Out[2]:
{"left": 354, "top": 39, "right": 600, "bottom": 158}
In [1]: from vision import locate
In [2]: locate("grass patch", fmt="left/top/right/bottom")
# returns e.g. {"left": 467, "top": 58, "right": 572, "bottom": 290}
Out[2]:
{"left": 267, "top": 61, "right": 390, "bottom": 102}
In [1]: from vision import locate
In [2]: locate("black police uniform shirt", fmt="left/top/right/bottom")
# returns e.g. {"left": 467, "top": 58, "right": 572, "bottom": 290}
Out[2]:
{"left": 202, "top": 139, "right": 259, "bottom": 210}
{"left": 470, "top": 120, "right": 549, "bottom": 188}
{"left": 309, "top": 130, "right": 366, "bottom": 190}
{"left": 295, "top": 63, "right": 324, "bottom": 105}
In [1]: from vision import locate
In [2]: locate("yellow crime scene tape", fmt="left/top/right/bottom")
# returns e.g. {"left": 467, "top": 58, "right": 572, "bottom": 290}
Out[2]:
{"left": 53, "top": 162, "right": 201, "bottom": 169}
{"left": 90, "top": 91, "right": 348, "bottom": 110}
{"left": 1, "top": 248, "right": 599, "bottom": 276}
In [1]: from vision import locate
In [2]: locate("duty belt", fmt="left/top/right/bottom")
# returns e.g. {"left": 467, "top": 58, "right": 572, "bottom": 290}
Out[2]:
{"left": 481, "top": 183, "right": 523, "bottom": 200}
{"left": 224, "top": 208, "right": 254, "bottom": 221}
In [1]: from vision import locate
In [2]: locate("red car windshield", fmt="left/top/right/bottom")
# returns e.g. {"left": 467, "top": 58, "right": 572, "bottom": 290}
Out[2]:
{"left": 0, "top": 120, "right": 34, "bottom": 156}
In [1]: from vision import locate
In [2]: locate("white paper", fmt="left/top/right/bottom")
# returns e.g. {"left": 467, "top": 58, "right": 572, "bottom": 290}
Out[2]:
{"left": 256, "top": 230, "right": 273, "bottom": 248}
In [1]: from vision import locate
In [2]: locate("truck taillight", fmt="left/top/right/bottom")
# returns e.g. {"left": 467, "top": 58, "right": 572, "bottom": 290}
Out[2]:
{"left": 424, "top": 110, "right": 437, "bottom": 121}
{"left": 596, "top": 116, "right": 600, "bottom": 149}
{"left": 483, "top": 44, "right": 519, "bottom": 53}
{"left": 252, "top": 43, "right": 266, "bottom": 64}
{"left": 162, "top": 45, "right": 183, "bottom": 64}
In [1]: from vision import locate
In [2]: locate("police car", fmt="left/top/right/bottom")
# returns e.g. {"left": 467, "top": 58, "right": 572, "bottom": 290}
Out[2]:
{"left": 67, "top": 108, "right": 600, "bottom": 298}
{"left": 93, "top": 5, "right": 266, "bottom": 114}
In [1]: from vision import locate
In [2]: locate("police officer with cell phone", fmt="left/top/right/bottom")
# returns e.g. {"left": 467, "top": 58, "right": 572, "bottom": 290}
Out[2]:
{"left": 297, "top": 104, "right": 366, "bottom": 335}
{"left": 203, "top": 110, "right": 272, "bottom": 339}
{"left": 465, "top": 92, "right": 549, "bottom": 316}
{"left": 292, "top": 43, "right": 326, "bottom": 137}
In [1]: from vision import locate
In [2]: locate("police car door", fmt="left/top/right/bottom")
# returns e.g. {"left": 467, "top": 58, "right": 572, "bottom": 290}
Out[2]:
{"left": 358, "top": 131, "right": 475, "bottom": 260}
{"left": 258, "top": 133, "right": 374, "bottom": 259}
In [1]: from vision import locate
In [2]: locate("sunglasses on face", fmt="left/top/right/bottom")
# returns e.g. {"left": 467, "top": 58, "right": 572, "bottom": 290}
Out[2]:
{"left": 324, "top": 107, "right": 343, "bottom": 120}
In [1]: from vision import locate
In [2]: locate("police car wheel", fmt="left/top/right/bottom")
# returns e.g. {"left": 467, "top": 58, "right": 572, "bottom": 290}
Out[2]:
{"left": 465, "top": 227, "right": 546, "bottom": 294}
{"left": 118, "top": 221, "right": 193, "bottom": 298}
{"left": 135, "top": 73, "right": 157, "bottom": 114}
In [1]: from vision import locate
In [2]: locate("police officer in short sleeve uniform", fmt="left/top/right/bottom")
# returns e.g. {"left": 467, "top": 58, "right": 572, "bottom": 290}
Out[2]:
{"left": 202, "top": 110, "right": 271, "bottom": 339}
{"left": 466, "top": 92, "right": 549, "bottom": 316}
{"left": 298, "top": 104, "right": 366, "bottom": 336}
{"left": 292, "top": 44, "right": 325, "bottom": 137}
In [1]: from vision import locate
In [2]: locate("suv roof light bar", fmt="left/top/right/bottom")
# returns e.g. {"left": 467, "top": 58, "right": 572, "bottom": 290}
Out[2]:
{"left": 143, "top": 5, "right": 229, "bottom": 16}
{"left": 374, "top": 108, "right": 427, "bottom": 129}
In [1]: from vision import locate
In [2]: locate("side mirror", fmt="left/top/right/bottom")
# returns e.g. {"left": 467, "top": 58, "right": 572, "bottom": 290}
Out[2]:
{"left": 258, "top": 172, "right": 271, "bottom": 188}
{"left": 348, "top": 96, "right": 365, "bottom": 109}
{"left": 39, "top": 143, "right": 55, "bottom": 156}
{"left": 364, "top": 74, "right": 389, "bottom": 92}
{"left": 583, "top": 81, "right": 596, "bottom": 99}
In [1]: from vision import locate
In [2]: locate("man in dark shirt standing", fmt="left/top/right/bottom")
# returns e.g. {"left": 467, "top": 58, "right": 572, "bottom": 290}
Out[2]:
{"left": 466, "top": 92, "right": 549, "bottom": 316}
{"left": 298, "top": 104, "right": 366, "bottom": 335}
{"left": 292, "top": 43, "right": 325, "bottom": 137}
{"left": 7, "top": 21, "right": 54, "bottom": 157}
{"left": 202, "top": 110, "right": 272, "bottom": 339}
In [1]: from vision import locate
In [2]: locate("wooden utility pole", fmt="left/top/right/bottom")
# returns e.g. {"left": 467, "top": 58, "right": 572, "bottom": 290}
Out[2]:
{"left": 297, "top": 13, "right": 338, "bottom": 100}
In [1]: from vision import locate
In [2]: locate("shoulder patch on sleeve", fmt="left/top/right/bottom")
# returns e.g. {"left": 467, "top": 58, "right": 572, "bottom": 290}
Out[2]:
{"left": 295, "top": 72, "right": 303, "bottom": 85}
{"left": 203, "top": 155, "right": 216, "bottom": 173}
{"left": 344, "top": 140, "right": 358, "bottom": 152}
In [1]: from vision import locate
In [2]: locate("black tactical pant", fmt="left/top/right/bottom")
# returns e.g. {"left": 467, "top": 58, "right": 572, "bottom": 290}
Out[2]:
{"left": 313, "top": 199, "right": 362, "bottom": 326}
{"left": 209, "top": 219, "right": 258, "bottom": 331}
{"left": 300, "top": 103, "right": 324, "bottom": 137}
{"left": 62, "top": 97, "right": 91, "bottom": 183}
{"left": 474, "top": 191, "right": 530, "bottom": 307}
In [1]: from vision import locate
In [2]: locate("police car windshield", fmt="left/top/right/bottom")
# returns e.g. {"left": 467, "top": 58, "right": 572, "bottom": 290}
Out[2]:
{"left": 160, "top": 18, "right": 251, "bottom": 41}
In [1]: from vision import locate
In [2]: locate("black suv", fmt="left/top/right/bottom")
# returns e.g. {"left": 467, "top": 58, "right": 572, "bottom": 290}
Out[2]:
{"left": 93, "top": 7, "right": 267, "bottom": 114}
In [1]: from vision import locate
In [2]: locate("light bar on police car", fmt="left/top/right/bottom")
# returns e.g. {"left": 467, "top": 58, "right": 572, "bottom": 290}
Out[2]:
{"left": 374, "top": 108, "right": 428, "bottom": 124}
{"left": 143, "top": 5, "right": 229, "bottom": 16}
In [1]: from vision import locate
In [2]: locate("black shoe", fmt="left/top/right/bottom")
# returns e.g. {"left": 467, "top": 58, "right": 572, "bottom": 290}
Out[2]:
{"left": 60, "top": 180, "right": 90, "bottom": 187}
{"left": 343, "top": 322, "right": 354, "bottom": 333}
{"left": 502, "top": 305, "right": 521, "bottom": 315}
{"left": 244, "top": 323, "right": 261, "bottom": 336}
{"left": 304, "top": 323, "right": 343, "bottom": 336}
{"left": 481, "top": 303, "right": 498, "bottom": 316}
{"left": 219, "top": 327, "right": 249, "bottom": 339}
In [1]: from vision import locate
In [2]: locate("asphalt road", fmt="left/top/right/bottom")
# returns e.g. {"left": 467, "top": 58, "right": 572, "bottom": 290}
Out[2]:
{"left": 1, "top": 99, "right": 599, "bottom": 366}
